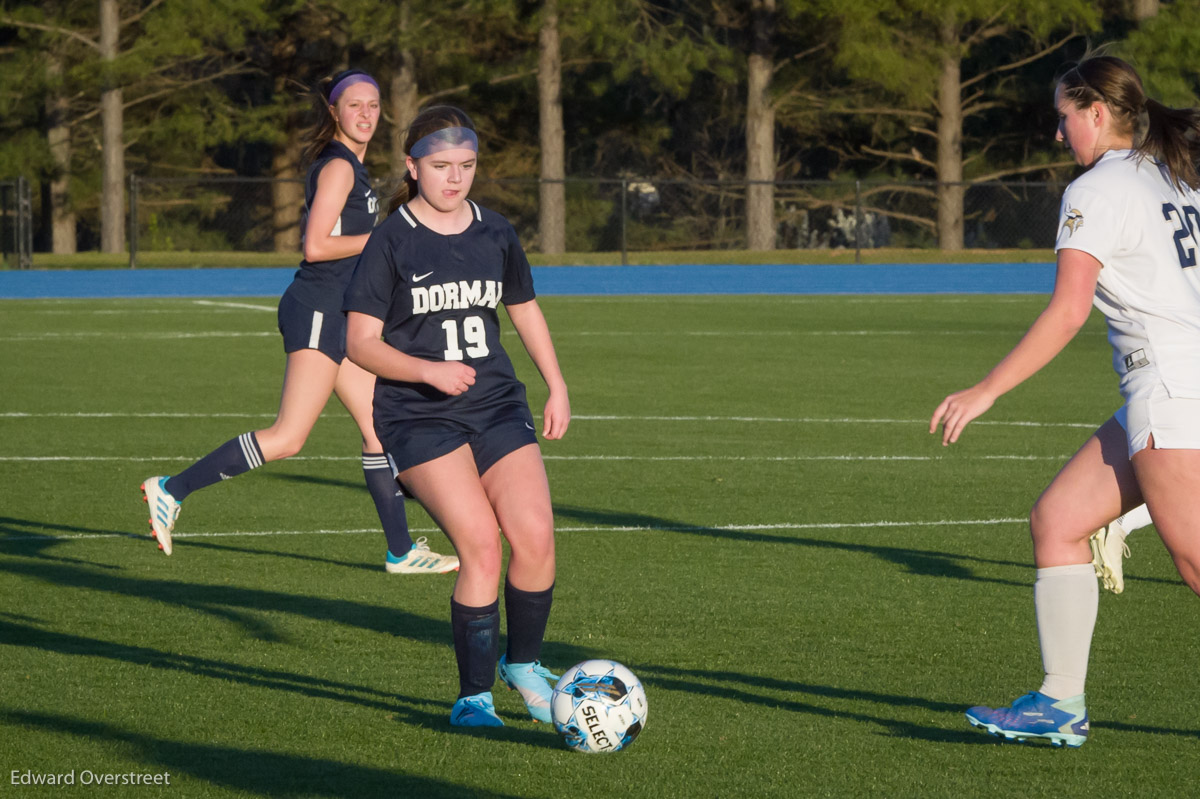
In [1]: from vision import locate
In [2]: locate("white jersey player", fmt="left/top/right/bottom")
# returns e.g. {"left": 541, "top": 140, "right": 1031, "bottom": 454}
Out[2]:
{"left": 931, "top": 54, "right": 1200, "bottom": 747}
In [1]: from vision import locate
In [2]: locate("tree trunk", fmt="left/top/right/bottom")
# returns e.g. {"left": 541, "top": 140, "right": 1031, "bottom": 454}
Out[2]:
{"left": 390, "top": 2, "right": 419, "bottom": 180}
{"left": 272, "top": 144, "right": 303, "bottom": 253}
{"left": 746, "top": 0, "right": 776, "bottom": 251}
{"left": 99, "top": 0, "right": 124, "bottom": 254}
{"left": 537, "top": 0, "right": 566, "bottom": 255}
{"left": 935, "top": 17, "right": 963, "bottom": 252}
{"left": 46, "top": 55, "right": 76, "bottom": 254}
{"left": 272, "top": 72, "right": 304, "bottom": 253}
{"left": 1126, "top": 0, "right": 1159, "bottom": 20}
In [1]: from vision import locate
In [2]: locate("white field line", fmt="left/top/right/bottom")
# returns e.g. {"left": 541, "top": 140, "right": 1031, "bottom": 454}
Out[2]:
{"left": 25, "top": 302, "right": 274, "bottom": 315}
{"left": 0, "top": 331, "right": 275, "bottom": 341}
{"left": 0, "top": 411, "right": 1099, "bottom": 429}
{"left": 192, "top": 300, "right": 276, "bottom": 311}
{"left": 0, "top": 454, "right": 1068, "bottom": 463}
{"left": 1, "top": 517, "right": 1027, "bottom": 544}
{"left": 568, "top": 330, "right": 1001, "bottom": 336}
{"left": 536, "top": 296, "right": 1038, "bottom": 305}
{"left": 0, "top": 328, "right": 1010, "bottom": 342}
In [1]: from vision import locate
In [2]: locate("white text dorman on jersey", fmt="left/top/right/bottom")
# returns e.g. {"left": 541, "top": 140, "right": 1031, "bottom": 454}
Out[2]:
{"left": 411, "top": 279, "right": 504, "bottom": 314}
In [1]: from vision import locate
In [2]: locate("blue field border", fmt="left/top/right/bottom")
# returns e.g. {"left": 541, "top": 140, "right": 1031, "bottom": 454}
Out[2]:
{"left": 0, "top": 262, "right": 1055, "bottom": 299}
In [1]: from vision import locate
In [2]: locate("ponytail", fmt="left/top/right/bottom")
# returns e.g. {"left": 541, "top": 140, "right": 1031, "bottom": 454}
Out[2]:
{"left": 299, "top": 80, "right": 338, "bottom": 169}
{"left": 1140, "top": 98, "right": 1200, "bottom": 191}
{"left": 1058, "top": 55, "right": 1200, "bottom": 190}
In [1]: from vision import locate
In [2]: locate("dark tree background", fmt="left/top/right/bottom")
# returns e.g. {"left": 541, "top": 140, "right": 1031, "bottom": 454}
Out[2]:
{"left": 0, "top": 0, "right": 1193, "bottom": 254}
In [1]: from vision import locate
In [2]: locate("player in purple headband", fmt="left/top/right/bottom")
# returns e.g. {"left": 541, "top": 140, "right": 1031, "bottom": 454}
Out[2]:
{"left": 139, "top": 72, "right": 458, "bottom": 577}
{"left": 346, "top": 105, "right": 570, "bottom": 728}
{"left": 326, "top": 69, "right": 380, "bottom": 105}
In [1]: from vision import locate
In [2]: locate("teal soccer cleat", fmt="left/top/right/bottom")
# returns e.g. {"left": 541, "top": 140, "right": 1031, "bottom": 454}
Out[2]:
{"left": 498, "top": 655, "right": 559, "bottom": 723}
{"left": 140, "top": 476, "right": 180, "bottom": 556}
{"left": 450, "top": 692, "right": 504, "bottom": 728}
{"left": 384, "top": 537, "right": 459, "bottom": 574}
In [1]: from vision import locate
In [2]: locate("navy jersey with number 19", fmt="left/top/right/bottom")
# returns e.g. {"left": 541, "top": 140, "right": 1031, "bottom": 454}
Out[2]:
{"left": 343, "top": 200, "right": 537, "bottom": 425}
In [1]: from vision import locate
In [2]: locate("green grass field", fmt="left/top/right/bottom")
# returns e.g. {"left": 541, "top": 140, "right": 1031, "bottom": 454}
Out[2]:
{"left": 1, "top": 294, "right": 1196, "bottom": 798}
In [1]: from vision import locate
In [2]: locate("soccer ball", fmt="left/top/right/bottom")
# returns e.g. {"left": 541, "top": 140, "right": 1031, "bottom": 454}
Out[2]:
{"left": 551, "top": 659, "right": 648, "bottom": 753}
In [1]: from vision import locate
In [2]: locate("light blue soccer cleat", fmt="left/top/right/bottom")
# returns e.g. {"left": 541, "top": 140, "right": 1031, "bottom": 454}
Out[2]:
{"left": 450, "top": 692, "right": 504, "bottom": 727}
{"left": 140, "top": 476, "right": 180, "bottom": 556}
{"left": 498, "top": 655, "right": 560, "bottom": 723}
{"left": 966, "top": 691, "right": 1088, "bottom": 748}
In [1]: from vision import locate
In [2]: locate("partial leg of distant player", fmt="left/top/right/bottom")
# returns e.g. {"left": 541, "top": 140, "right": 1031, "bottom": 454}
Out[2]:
{"left": 333, "top": 356, "right": 458, "bottom": 574}
{"left": 1088, "top": 502, "right": 1151, "bottom": 594}
{"left": 141, "top": 349, "right": 456, "bottom": 572}
{"left": 141, "top": 348, "right": 338, "bottom": 555}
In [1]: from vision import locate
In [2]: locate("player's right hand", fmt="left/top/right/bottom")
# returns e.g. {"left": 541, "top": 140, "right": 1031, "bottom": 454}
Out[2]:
{"left": 426, "top": 361, "right": 476, "bottom": 396}
{"left": 930, "top": 384, "right": 995, "bottom": 446}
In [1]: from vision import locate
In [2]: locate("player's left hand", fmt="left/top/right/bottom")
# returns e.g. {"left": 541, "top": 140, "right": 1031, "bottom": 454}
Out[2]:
{"left": 930, "top": 384, "right": 995, "bottom": 446}
{"left": 542, "top": 389, "right": 571, "bottom": 440}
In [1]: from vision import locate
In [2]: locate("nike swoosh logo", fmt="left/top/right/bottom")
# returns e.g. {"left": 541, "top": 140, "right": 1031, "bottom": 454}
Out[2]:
{"left": 413, "top": 271, "right": 434, "bottom": 282}
{"left": 525, "top": 423, "right": 535, "bottom": 430}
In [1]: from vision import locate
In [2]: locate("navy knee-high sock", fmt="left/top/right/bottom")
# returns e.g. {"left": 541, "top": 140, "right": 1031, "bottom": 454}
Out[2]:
{"left": 451, "top": 598, "right": 499, "bottom": 698}
{"left": 165, "top": 432, "right": 263, "bottom": 501}
{"left": 504, "top": 580, "right": 554, "bottom": 664}
{"left": 361, "top": 453, "right": 413, "bottom": 555}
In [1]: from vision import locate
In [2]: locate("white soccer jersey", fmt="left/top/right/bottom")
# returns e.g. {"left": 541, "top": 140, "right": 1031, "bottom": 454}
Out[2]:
{"left": 1055, "top": 149, "right": 1200, "bottom": 400}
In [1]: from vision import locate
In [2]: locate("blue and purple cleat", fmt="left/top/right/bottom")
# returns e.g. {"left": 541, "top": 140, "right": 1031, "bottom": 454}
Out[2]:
{"left": 966, "top": 691, "right": 1088, "bottom": 748}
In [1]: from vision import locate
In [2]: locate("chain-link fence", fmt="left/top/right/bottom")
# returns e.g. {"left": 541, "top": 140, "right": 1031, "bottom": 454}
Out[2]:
{"left": 119, "top": 175, "right": 1068, "bottom": 266}
{"left": 0, "top": 177, "right": 33, "bottom": 269}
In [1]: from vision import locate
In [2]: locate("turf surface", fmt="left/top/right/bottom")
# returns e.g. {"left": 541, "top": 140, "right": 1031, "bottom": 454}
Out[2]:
{"left": 1, "top": 294, "right": 1197, "bottom": 797}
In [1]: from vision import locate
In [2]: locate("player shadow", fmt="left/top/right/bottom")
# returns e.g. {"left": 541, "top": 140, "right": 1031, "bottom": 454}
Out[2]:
{"left": 0, "top": 556, "right": 601, "bottom": 671}
{"left": 553, "top": 504, "right": 1030, "bottom": 587}
{"left": 552, "top": 504, "right": 1189, "bottom": 592}
{"left": 0, "top": 556, "right": 447, "bottom": 645}
{"left": 636, "top": 663, "right": 1200, "bottom": 745}
{"left": 0, "top": 708, "right": 533, "bottom": 798}
{"left": 264, "top": 471, "right": 369, "bottom": 492}
{"left": 0, "top": 515, "right": 135, "bottom": 567}
{"left": 636, "top": 662, "right": 983, "bottom": 746}
{"left": 176, "top": 537, "right": 384, "bottom": 574}
{"left": 0, "top": 616, "right": 567, "bottom": 747}
{"left": 0, "top": 618, "right": 423, "bottom": 714}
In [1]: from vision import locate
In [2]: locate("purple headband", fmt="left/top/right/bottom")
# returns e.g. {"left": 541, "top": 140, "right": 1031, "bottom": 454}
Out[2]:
{"left": 328, "top": 72, "right": 379, "bottom": 105}
{"left": 409, "top": 127, "right": 479, "bottom": 159}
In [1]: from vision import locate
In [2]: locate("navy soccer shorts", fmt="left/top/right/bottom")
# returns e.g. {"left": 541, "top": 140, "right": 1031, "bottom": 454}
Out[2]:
{"left": 383, "top": 406, "right": 539, "bottom": 477}
{"left": 278, "top": 291, "right": 346, "bottom": 363}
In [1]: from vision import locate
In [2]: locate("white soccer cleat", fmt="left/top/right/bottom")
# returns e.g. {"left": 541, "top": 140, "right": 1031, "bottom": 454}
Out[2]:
{"left": 384, "top": 537, "right": 459, "bottom": 574}
{"left": 1089, "top": 519, "right": 1130, "bottom": 594}
{"left": 140, "top": 476, "right": 180, "bottom": 556}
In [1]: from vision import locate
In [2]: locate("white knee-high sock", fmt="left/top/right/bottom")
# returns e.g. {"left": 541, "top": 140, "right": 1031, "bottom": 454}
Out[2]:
{"left": 1035, "top": 563, "right": 1098, "bottom": 700}
{"left": 1117, "top": 503, "right": 1152, "bottom": 534}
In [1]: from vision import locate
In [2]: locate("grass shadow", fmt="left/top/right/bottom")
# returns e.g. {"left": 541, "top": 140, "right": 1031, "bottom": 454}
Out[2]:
{"left": 636, "top": 662, "right": 1200, "bottom": 745}
{"left": 177, "top": 536, "right": 384, "bottom": 573}
{"left": 554, "top": 504, "right": 1030, "bottom": 587}
{"left": 1, "top": 708, "right": 534, "bottom": 798}
{"left": 0, "top": 556, "right": 447, "bottom": 644}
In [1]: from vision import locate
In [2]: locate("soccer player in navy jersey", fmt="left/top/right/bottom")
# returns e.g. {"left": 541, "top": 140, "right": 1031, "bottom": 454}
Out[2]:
{"left": 344, "top": 105, "right": 570, "bottom": 728}
{"left": 140, "top": 70, "right": 457, "bottom": 576}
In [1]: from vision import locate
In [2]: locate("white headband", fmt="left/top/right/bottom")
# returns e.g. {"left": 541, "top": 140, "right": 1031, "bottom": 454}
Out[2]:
{"left": 409, "top": 127, "right": 478, "bottom": 158}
